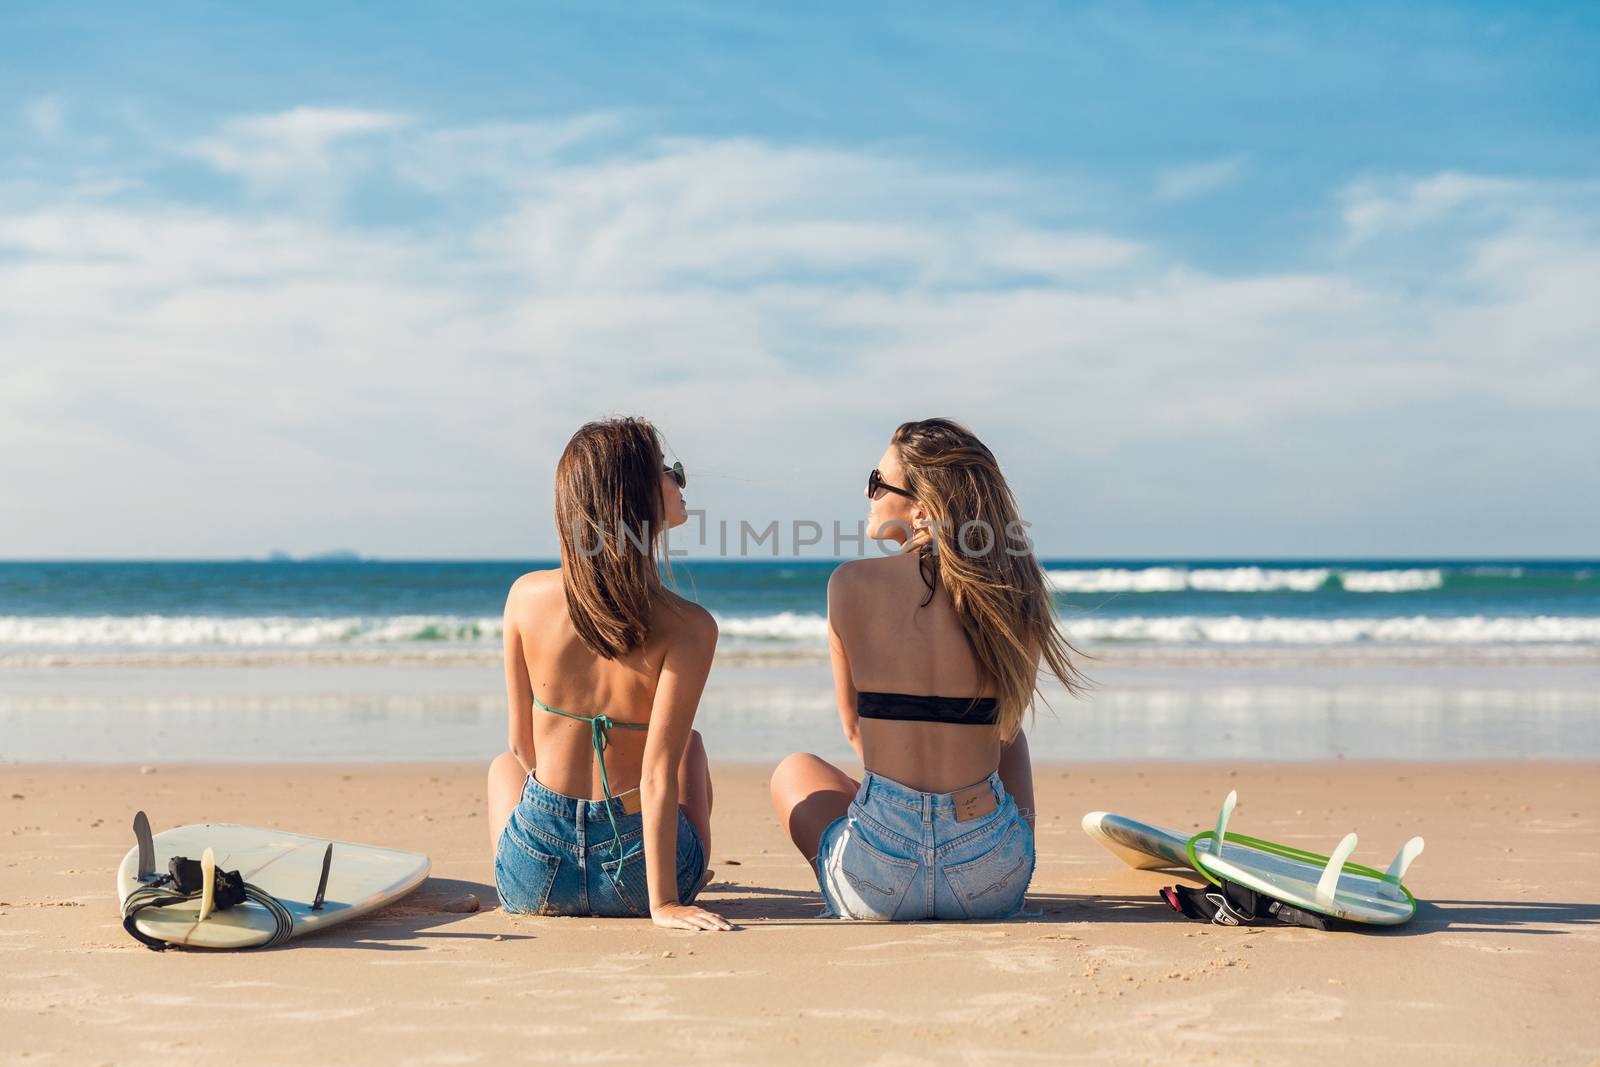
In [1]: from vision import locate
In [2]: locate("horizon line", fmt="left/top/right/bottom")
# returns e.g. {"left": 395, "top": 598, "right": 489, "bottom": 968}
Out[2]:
{"left": 0, "top": 555, "right": 1595, "bottom": 565}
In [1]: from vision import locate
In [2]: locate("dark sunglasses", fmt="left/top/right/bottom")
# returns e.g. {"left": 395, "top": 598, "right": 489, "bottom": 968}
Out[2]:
{"left": 866, "top": 468, "right": 912, "bottom": 499}
{"left": 663, "top": 461, "right": 687, "bottom": 489}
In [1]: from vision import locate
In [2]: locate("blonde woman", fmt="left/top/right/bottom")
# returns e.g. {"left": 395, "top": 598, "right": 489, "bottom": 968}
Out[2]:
{"left": 771, "top": 418, "right": 1085, "bottom": 920}
{"left": 487, "top": 417, "right": 731, "bottom": 931}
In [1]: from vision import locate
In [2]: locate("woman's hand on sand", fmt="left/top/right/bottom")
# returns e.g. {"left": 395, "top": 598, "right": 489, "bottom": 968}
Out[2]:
{"left": 651, "top": 903, "right": 733, "bottom": 931}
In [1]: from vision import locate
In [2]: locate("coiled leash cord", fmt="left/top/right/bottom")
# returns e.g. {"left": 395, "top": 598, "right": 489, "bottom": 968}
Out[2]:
{"left": 121, "top": 855, "right": 295, "bottom": 951}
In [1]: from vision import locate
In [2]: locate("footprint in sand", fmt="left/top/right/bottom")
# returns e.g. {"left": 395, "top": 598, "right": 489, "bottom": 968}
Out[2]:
{"left": 1125, "top": 988, "right": 1236, "bottom": 1038}
{"left": 274, "top": 1006, "right": 376, "bottom": 1022}
{"left": 1082, "top": 943, "right": 1152, "bottom": 966}
{"left": 935, "top": 991, "right": 1052, "bottom": 1026}
{"left": 1437, "top": 937, "right": 1529, "bottom": 954}
{"left": 1131, "top": 988, "right": 1345, "bottom": 1041}
{"left": 969, "top": 945, "right": 1062, "bottom": 975}
{"left": 843, "top": 928, "right": 1012, "bottom": 952}
{"left": 800, "top": 1007, "right": 895, "bottom": 1022}
{"left": 1262, "top": 989, "right": 1346, "bottom": 1025}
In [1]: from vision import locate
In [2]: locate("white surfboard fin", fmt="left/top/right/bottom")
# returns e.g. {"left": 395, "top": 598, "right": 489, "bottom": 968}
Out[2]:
{"left": 1314, "top": 832, "right": 1359, "bottom": 909}
{"left": 198, "top": 847, "right": 217, "bottom": 922}
{"left": 1210, "top": 791, "right": 1238, "bottom": 857}
{"left": 312, "top": 844, "right": 333, "bottom": 911}
{"left": 132, "top": 811, "right": 155, "bottom": 881}
{"left": 1379, "top": 837, "right": 1425, "bottom": 898}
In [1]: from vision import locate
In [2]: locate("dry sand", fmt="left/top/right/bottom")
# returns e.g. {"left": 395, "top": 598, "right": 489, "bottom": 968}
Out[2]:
{"left": 2, "top": 761, "right": 1597, "bottom": 1066}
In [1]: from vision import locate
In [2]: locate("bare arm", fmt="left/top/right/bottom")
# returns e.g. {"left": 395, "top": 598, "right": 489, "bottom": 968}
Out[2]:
{"left": 998, "top": 730, "right": 1036, "bottom": 831}
{"left": 826, "top": 566, "right": 863, "bottom": 762}
{"left": 640, "top": 605, "right": 730, "bottom": 931}
{"left": 502, "top": 583, "right": 535, "bottom": 774}
{"left": 997, "top": 642, "right": 1042, "bottom": 831}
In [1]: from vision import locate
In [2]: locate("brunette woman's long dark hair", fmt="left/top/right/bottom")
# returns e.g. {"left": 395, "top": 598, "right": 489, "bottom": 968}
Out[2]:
{"left": 553, "top": 416, "right": 667, "bottom": 659}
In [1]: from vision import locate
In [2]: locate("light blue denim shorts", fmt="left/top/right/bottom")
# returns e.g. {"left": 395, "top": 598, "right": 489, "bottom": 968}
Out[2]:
{"left": 814, "top": 769, "right": 1035, "bottom": 920}
{"left": 495, "top": 772, "right": 707, "bottom": 917}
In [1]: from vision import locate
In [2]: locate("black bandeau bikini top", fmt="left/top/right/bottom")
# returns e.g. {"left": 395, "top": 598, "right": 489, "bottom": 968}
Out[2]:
{"left": 856, "top": 690, "right": 999, "bottom": 726}
{"left": 852, "top": 550, "right": 1000, "bottom": 725}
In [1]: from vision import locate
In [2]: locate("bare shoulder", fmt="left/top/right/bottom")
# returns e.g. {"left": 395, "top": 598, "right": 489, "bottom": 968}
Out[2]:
{"left": 505, "top": 567, "right": 561, "bottom": 615}
{"left": 828, "top": 555, "right": 872, "bottom": 590}
{"left": 829, "top": 553, "right": 900, "bottom": 597}
{"left": 655, "top": 590, "right": 718, "bottom": 650}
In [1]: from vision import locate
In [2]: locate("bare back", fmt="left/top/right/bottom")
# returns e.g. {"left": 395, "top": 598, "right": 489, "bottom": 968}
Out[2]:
{"left": 504, "top": 568, "right": 707, "bottom": 800}
{"left": 829, "top": 551, "right": 1003, "bottom": 792}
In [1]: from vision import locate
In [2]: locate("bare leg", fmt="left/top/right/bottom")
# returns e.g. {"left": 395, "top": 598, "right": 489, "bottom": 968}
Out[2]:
{"left": 485, "top": 751, "right": 528, "bottom": 855}
{"left": 770, "top": 752, "right": 859, "bottom": 862}
{"left": 998, "top": 731, "right": 1037, "bottom": 831}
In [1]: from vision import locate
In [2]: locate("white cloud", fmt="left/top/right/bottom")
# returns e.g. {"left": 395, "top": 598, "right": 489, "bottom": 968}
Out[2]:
{"left": 1, "top": 110, "right": 1596, "bottom": 556}
{"left": 1156, "top": 156, "right": 1247, "bottom": 201}
{"left": 396, "top": 113, "right": 627, "bottom": 192}
{"left": 1337, "top": 171, "right": 1600, "bottom": 246}
{"left": 183, "top": 106, "right": 411, "bottom": 187}
{"left": 23, "top": 96, "right": 64, "bottom": 136}
{"left": 1339, "top": 171, "right": 1523, "bottom": 245}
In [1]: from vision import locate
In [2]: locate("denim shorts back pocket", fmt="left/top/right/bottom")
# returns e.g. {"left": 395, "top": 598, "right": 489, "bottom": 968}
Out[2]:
{"left": 597, "top": 843, "right": 651, "bottom": 918}
{"left": 940, "top": 818, "right": 1035, "bottom": 919}
{"left": 830, "top": 827, "right": 920, "bottom": 920}
{"left": 494, "top": 830, "right": 562, "bottom": 915}
{"left": 600, "top": 813, "right": 706, "bottom": 916}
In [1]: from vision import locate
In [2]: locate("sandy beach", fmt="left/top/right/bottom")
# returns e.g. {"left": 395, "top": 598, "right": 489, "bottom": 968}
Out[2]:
{"left": 8, "top": 0, "right": 1598, "bottom": 1062}
{"left": 3, "top": 760, "right": 1597, "bottom": 1066}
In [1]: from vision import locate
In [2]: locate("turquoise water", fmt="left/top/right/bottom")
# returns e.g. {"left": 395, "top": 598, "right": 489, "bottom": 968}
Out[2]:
{"left": 1, "top": 559, "right": 1597, "bottom": 658}
{"left": 3, "top": 560, "right": 1597, "bottom": 761}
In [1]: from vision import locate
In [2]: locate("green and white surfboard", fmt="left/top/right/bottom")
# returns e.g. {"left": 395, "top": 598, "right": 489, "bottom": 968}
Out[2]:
{"left": 1082, "top": 791, "right": 1423, "bottom": 926}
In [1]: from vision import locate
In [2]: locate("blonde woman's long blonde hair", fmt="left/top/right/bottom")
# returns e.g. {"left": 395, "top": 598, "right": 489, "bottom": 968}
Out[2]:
{"left": 892, "top": 417, "right": 1087, "bottom": 738}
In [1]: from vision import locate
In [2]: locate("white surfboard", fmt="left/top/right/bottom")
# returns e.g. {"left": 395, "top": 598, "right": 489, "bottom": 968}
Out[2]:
{"left": 1081, "top": 810, "right": 1194, "bottom": 871}
{"left": 118, "top": 818, "right": 430, "bottom": 949}
{"left": 1082, "top": 795, "right": 1421, "bottom": 926}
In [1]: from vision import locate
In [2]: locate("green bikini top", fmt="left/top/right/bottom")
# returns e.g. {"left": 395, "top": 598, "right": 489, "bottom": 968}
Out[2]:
{"left": 531, "top": 694, "right": 649, "bottom": 887}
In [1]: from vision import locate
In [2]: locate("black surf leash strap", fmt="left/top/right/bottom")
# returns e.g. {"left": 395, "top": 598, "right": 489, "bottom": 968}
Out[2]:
{"left": 122, "top": 814, "right": 337, "bottom": 951}
{"left": 1160, "top": 879, "right": 1332, "bottom": 931}
{"left": 121, "top": 853, "right": 295, "bottom": 951}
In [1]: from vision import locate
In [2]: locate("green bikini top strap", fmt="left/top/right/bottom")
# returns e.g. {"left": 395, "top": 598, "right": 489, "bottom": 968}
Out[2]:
{"left": 530, "top": 694, "right": 649, "bottom": 886}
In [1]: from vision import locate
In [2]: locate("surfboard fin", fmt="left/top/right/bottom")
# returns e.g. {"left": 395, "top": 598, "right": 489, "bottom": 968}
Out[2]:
{"left": 198, "top": 847, "right": 217, "bottom": 922}
{"left": 1211, "top": 791, "right": 1238, "bottom": 857}
{"left": 133, "top": 811, "right": 155, "bottom": 881}
{"left": 312, "top": 843, "right": 333, "bottom": 911}
{"left": 1314, "top": 832, "right": 1359, "bottom": 909}
{"left": 1379, "top": 837, "right": 1425, "bottom": 898}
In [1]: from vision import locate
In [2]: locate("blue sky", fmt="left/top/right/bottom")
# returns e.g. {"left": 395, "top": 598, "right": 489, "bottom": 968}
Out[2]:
{"left": 2, "top": 2, "right": 1596, "bottom": 557}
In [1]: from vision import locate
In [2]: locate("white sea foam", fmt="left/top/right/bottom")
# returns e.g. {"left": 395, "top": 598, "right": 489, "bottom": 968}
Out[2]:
{"left": 1059, "top": 614, "right": 1600, "bottom": 644}
{"left": 714, "top": 611, "right": 830, "bottom": 641}
{"left": 0, "top": 614, "right": 501, "bottom": 648}
{"left": 1337, "top": 569, "right": 1445, "bottom": 592}
{"left": 2, "top": 610, "right": 1597, "bottom": 651}
{"left": 0, "top": 612, "right": 832, "bottom": 648}
{"left": 1045, "top": 567, "right": 1444, "bottom": 594}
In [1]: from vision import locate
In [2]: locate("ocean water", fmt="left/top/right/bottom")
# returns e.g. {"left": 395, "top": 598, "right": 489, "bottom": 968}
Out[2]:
{"left": 4, "top": 559, "right": 1598, "bottom": 761}
{"left": 1, "top": 558, "right": 1597, "bottom": 662}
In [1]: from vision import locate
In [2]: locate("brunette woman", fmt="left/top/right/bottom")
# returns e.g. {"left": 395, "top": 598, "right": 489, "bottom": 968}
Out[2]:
{"left": 488, "top": 416, "right": 731, "bottom": 930}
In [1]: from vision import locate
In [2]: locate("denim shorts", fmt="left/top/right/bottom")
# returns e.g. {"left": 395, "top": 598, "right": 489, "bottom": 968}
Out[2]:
{"left": 494, "top": 772, "right": 707, "bottom": 917}
{"left": 814, "top": 769, "right": 1035, "bottom": 921}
